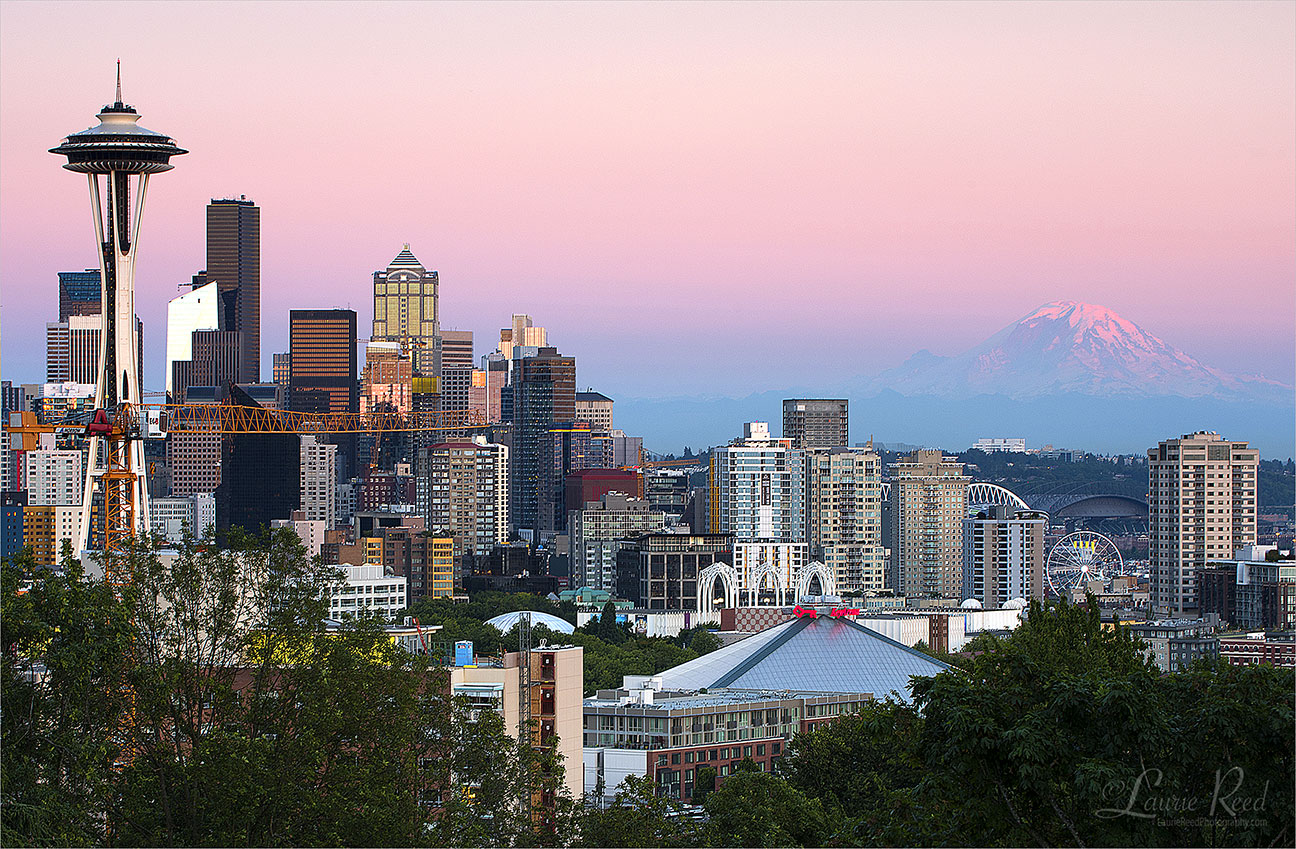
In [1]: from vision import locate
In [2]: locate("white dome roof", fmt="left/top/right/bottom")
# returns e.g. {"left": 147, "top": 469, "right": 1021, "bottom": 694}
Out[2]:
{"left": 484, "top": 610, "right": 575, "bottom": 634}
{"left": 960, "top": 598, "right": 984, "bottom": 609}
{"left": 1002, "top": 598, "right": 1028, "bottom": 610}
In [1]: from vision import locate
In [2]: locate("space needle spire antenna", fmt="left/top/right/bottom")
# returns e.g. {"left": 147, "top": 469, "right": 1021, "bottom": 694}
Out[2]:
{"left": 50, "top": 66, "right": 187, "bottom": 558}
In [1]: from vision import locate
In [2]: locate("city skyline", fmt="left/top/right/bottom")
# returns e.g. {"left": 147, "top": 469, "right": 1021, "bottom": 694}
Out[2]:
{"left": 1, "top": 3, "right": 1292, "bottom": 433}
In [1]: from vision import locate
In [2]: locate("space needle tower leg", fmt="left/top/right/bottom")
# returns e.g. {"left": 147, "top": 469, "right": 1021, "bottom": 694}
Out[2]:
{"left": 52, "top": 68, "right": 187, "bottom": 559}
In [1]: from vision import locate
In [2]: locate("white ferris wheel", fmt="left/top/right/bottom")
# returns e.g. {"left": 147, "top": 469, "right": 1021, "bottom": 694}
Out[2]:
{"left": 1046, "top": 531, "right": 1124, "bottom": 595}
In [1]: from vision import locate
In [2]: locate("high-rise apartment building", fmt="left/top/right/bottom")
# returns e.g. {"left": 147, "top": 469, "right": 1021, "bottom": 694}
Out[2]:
{"left": 569, "top": 492, "right": 665, "bottom": 592}
{"left": 371, "top": 245, "right": 439, "bottom": 375}
{"left": 887, "top": 450, "right": 970, "bottom": 598}
{"left": 369, "top": 528, "right": 455, "bottom": 601}
{"left": 1148, "top": 432, "right": 1259, "bottom": 616}
{"left": 805, "top": 446, "right": 885, "bottom": 593}
{"left": 708, "top": 422, "right": 804, "bottom": 542}
{"left": 300, "top": 436, "right": 338, "bottom": 527}
{"left": 207, "top": 197, "right": 260, "bottom": 382}
{"left": 962, "top": 505, "right": 1046, "bottom": 607}
{"left": 22, "top": 504, "right": 81, "bottom": 567}
{"left": 289, "top": 309, "right": 358, "bottom": 415}
{"left": 419, "top": 439, "right": 509, "bottom": 565}
{"left": 510, "top": 347, "right": 575, "bottom": 535}
{"left": 23, "top": 450, "right": 83, "bottom": 506}
{"left": 575, "top": 391, "right": 613, "bottom": 431}
{"left": 57, "top": 269, "right": 101, "bottom": 321}
{"left": 782, "top": 399, "right": 848, "bottom": 450}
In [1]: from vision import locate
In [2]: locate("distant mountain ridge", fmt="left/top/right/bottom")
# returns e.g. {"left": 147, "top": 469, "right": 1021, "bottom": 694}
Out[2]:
{"left": 863, "top": 300, "right": 1291, "bottom": 403}
{"left": 615, "top": 300, "right": 1294, "bottom": 457}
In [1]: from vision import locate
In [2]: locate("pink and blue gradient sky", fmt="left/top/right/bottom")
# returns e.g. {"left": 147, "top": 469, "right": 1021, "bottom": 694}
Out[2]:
{"left": 1, "top": 1, "right": 1293, "bottom": 399}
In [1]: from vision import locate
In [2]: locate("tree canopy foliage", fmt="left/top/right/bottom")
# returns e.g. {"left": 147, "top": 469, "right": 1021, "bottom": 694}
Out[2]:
{"left": 1, "top": 532, "right": 578, "bottom": 847}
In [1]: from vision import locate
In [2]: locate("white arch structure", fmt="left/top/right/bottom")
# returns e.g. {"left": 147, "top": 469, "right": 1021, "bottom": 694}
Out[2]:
{"left": 967, "top": 483, "right": 1030, "bottom": 513}
{"left": 749, "top": 561, "right": 785, "bottom": 606}
{"left": 796, "top": 561, "right": 836, "bottom": 599}
{"left": 698, "top": 562, "right": 739, "bottom": 613}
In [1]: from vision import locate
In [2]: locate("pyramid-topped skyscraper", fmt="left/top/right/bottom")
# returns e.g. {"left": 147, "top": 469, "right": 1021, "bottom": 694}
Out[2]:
{"left": 372, "top": 244, "right": 440, "bottom": 376}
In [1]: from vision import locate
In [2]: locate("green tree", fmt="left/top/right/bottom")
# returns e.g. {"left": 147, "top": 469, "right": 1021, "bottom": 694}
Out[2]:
{"left": 702, "top": 768, "right": 829, "bottom": 847}
{"left": 778, "top": 598, "right": 1294, "bottom": 847}
{"left": 1, "top": 548, "right": 135, "bottom": 847}
{"left": 579, "top": 774, "right": 699, "bottom": 848}
{"left": 780, "top": 701, "right": 925, "bottom": 845}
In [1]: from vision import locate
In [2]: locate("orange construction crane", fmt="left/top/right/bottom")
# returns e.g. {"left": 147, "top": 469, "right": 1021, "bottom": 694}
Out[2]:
{"left": 5, "top": 403, "right": 488, "bottom": 556}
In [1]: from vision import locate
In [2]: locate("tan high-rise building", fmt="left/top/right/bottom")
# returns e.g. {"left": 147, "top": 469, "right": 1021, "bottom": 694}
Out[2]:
{"left": 418, "top": 439, "right": 509, "bottom": 564}
{"left": 440, "top": 329, "right": 474, "bottom": 369}
{"left": 575, "top": 391, "right": 614, "bottom": 432}
{"left": 1148, "top": 432, "right": 1258, "bottom": 616}
{"left": 806, "top": 445, "right": 885, "bottom": 593}
{"left": 887, "top": 450, "right": 969, "bottom": 598}
{"left": 372, "top": 245, "right": 439, "bottom": 375}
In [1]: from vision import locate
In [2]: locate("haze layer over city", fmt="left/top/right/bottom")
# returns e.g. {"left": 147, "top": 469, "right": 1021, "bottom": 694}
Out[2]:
{"left": 1, "top": 1, "right": 1292, "bottom": 457}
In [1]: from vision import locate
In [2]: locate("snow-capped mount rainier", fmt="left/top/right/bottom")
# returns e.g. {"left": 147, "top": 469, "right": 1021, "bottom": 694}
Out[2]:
{"left": 865, "top": 300, "right": 1291, "bottom": 402}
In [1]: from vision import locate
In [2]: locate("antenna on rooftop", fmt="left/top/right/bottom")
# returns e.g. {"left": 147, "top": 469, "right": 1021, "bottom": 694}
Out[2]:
{"left": 115, "top": 59, "right": 122, "bottom": 104}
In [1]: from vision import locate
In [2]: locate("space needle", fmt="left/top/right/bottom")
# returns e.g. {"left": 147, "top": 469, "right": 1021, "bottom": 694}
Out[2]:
{"left": 50, "top": 65, "right": 186, "bottom": 555}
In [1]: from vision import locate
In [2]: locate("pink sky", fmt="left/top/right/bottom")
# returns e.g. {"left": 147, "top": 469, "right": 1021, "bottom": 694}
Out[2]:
{"left": 1, "top": 1, "right": 1292, "bottom": 399}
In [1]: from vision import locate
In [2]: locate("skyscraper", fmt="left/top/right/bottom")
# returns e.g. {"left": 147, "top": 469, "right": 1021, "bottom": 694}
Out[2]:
{"left": 57, "top": 269, "right": 101, "bottom": 321}
{"left": 207, "top": 197, "right": 260, "bottom": 383}
{"left": 440, "top": 329, "right": 473, "bottom": 369}
{"left": 46, "top": 315, "right": 143, "bottom": 388}
{"left": 805, "top": 445, "right": 885, "bottom": 593}
{"left": 782, "top": 399, "right": 848, "bottom": 450}
{"left": 216, "top": 384, "right": 300, "bottom": 538}
{"left": 272, "top": 353, "right": 291, "bottom": 390}
{"left": 165, "top": 279, "right": 219, "bottom": 394}
{"left": 289, "top": 310, "right": 357, "bottom": 475}
{"left": 575, "top": 391, "right": 613, "bottom": 431}
{"left": 887, "top": 450, "right": 969, "bottom": 597}
{"left": 289, "top": 310, "right": 358, "bottom": 415}
{"left": 510, "top": 347, "right": 575, "bottom": 535}
{"left": 1148, "top": 432, "right": 1258, "bottom": 616}
{"left": 372, "top": 245, "right": 439, "bottom": 375}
